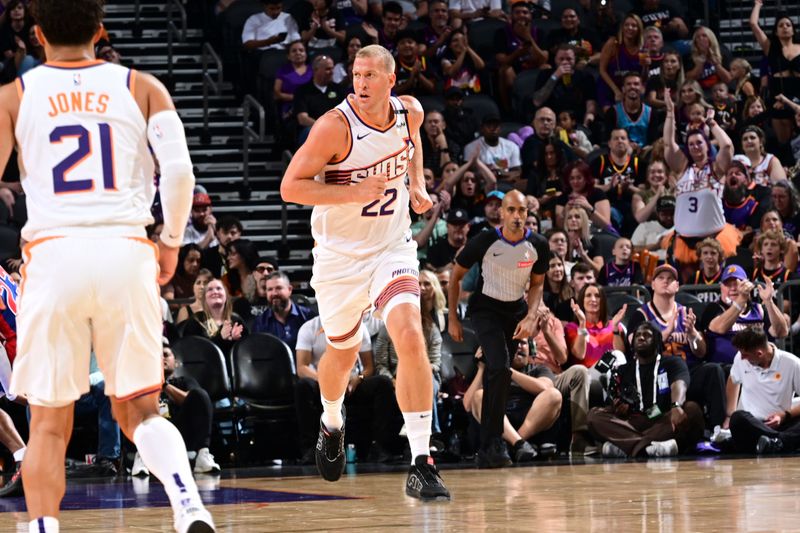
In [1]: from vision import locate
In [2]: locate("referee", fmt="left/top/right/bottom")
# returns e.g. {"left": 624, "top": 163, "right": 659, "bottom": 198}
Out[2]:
{"left": 448, "top": 190, "right": 550, "bottom": 468}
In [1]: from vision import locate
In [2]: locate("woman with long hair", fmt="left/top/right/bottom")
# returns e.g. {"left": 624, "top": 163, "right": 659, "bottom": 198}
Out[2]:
{"left": 563, "top": 206, "right": 604, "bottom": 273}
{"left": 645, "top": 48, "right": 684, "bottom": 110}
{"left": 531, "top": 138, "right": 567, "bottom": 224}
{"left": 676, "top": 80, "right": 711, "bottom": 141}
{"left": 182, "top": 278, "right": 248, "bottom": 353}
{"left": 728, "top": 57, "right": 757, "bottom": 106}
{"left": 756, "top": 208, "right": 799, "bottom": 272}
{"left": 165, "top": 243, "right": 203, "bottom": 301}
{"left": 597, "top": 13, "right": 644, "bottom": 111}
{"left": 741, "top": 125, "right": 787, "bottom": 185}
{"left": 631, "top": 159, "right": 675, "bottom": 223}
{"left": 0, "top": 0, "right": 32, "bottom": 83}
{"left": 333, "top": 34, "right": 362, "bottom": 84}
{"left": 176, "top": 268, "right": 213, "bottom": 324}
{"left": 274, "top": 40, "right": 312, "bottom": 121}
{"left": 686, "top": 25, "right": 732, "bottom": 91}
{"left": 419, "top": 269, "right": 447, "bottom": 334}
{"left": 543, "top": 255, "right": 572, "bottom": 312}
{"left": 555, "top": 160, "right": 612, "bottom": 231}
{"left": 222, "top": 238, "right": 261, "bottom": 301}
{"left": 750, "top": 0, "right": 800, "bottom": 145}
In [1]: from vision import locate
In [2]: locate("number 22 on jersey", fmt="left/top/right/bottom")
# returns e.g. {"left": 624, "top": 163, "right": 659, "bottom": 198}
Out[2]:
{"left": 50, "top": 122, "right": 116, "bottom": 194}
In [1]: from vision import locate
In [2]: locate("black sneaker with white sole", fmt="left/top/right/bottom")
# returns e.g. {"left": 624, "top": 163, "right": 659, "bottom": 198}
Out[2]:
{"left": 405, "top": 455, "right": 450, "bottom": 501}
{"left": 315, "top": 418, "right": 346, "bottom": 482}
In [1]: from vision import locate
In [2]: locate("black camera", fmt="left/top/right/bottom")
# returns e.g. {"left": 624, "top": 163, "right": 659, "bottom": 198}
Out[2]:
{"left": 594, "top": 350, "right": 617, "bottom": 374}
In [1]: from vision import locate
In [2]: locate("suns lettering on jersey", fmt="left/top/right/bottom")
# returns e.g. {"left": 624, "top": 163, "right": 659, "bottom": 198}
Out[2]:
{"left": 47, "top": 92, "right": 110, "bottom": 117}
{"left": 349, "top": 145, "right": 412, "bottom": 183}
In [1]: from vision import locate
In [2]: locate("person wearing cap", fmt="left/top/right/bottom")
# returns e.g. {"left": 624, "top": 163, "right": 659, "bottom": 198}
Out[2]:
{"left": 698, "top": 266, "right": 788, "bottom": 368}
{"left": 468, "top": 190, "right": 505, "bottom": 238}
{"left": 464, "top": 115, "right": 521, "bottom": 189}
{"left": 442, "top": 86, "right": 480, "bottom": 148}
{"left": 183, "top": 192, "right": 219, "bottom": 250}
{"left": 394, "top": 30, "right": 436, "bottom": 97}
{"left": 625, "top": 264, "right": 728, "bottom": 432}
{"left": 425, "top": 208, "right": 471, "bottom": 270}
{"left": 448, "top": 190, "right": 551, "bottom": 468}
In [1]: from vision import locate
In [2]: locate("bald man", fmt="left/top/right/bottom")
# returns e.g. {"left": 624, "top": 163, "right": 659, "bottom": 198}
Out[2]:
{"left": 448, "top": 190, "right": 552, "bottom": 468}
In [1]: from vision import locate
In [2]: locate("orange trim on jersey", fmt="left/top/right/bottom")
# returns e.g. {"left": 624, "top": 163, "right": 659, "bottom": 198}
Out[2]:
{"left": 14, "top": 78, "right": 23, "bottom": 100}
{"left": 20, "top": 236, "right": 65, "bottom": 297}
{"left": 346, "top": 94, "right": 396, "bottom": 133}
{"left": 328, "top": 109, "right": 352, "bottom": 165}
{"left": 116, "top": 382, "right": 163, "bottom": 402}
{"left": 328, "top": 317, "right": 363, "bottom": 343}
{"left": 45, "top": 59, "right": 104, "bottom": 68}
{"left": 374, "top": 275, "right": 420, "bottom": 310}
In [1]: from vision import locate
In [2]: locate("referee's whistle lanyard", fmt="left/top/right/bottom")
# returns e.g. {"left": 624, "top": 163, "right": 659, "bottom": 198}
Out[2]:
{"left": 636, "top": 354, "right": 661, "bottom": 412}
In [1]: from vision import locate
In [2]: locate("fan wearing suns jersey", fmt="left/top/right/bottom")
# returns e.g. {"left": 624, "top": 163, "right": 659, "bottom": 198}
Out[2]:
{"left": 281, "top": 44, "right": 449, "bottom": 501}
{"left": 0, "top": 1, "right": 214, "bottom": 532}
{"left": 661, "top": 87, "right": 739, "bottom": 272}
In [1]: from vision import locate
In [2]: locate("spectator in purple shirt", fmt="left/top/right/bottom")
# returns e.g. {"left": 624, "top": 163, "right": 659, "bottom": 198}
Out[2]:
{"left": 274, "top": 40, "right": 313, "bottom": 120}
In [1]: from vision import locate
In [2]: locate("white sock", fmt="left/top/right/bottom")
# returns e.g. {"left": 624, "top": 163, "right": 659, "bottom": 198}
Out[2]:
{"left": 321, "top": 393, "right": 344, "bottom": 431}
{"left": 403, "top": 411, "right": 433, "bottom": 463}
{"left": 133, "top": 417, "right": 203, "bottom": 514}
{"left": 29, "top": 517, "right": 58, "bottom": 533}
{"left": 13, "top": 446, "right": 25, "bottom": 463}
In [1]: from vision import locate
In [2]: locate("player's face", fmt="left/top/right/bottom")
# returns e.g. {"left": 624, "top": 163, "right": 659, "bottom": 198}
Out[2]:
{"left": 205, "top": 280, "right": 227, "bottom": 307}
{"left": 700, "top": 247, "right": 720, "bottom": 270}
{"left": 547, "top": 258, "right": 564, "bottom": 282}
{"left": 184, "top": 250, "right": 201, "bottom": 276}
{"left": 352, "top": 56, "right": 395, "bottom": 110}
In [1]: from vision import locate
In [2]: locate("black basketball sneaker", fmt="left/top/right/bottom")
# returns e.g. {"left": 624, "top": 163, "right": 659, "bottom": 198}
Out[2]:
{"left": 405, "top": 455, "right": 450, "bottom": 501}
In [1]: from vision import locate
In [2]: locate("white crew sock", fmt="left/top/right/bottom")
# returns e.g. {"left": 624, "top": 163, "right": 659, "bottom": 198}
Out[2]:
{"left": 133, "top": 417, "right": 203, "bottom": 515}
{"left": 13, "top": 446, "right": 25, "bottom": 463}
{"left": 28, "top": 517, "right": 58, "bottom": 533}
{"left": 321, "top": 393, "right": 344, "bottom": 431}
{"left": 403, "top": 411, "right": 433, "bottom": 463}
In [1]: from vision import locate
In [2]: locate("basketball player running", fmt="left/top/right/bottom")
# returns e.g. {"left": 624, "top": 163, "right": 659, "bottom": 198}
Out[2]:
{"left": 281, "top": 45, "right": 449, "bottom": 500}
{"left": 0, "top": 1, "right": 214, "bottom": 532}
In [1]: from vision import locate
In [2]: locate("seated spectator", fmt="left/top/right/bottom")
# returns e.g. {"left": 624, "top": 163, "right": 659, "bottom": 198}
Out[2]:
{"left": 594, "top": 127, "right": 644, "bottom": 233}
{"left": 295, "top": 317, "right": 400, "bottom": 464}
{"left": 332, "top": 34, "right": 361, "bottom": 84}
{"left": 464, "top": 342, "right": 562, "bottom": 464}
{"left": 553, "top": 261, "right": 596, "bottom": 321}
{"left": 394, "top": 30, "right": 436, "bottom": 96}
{"left": 603, "top": 73, "right": 660, "bottom": 151}
{"left": 0, "top": 0, "right": 31, "bottom": 84}
{"left": 232, "top": 259, "right": 275, "bottom": 326}
{"left": 631, "top": 159, "right": 674, "bottom": 223}
{"left": 543, "top": 255, "right": 572, "bottom": 312}
{"left": 293, "top": 54, "right": 346, "bottom": 145}
{"left": 741, "top": 126, "right": 787, "bottom": 186}
{"left": 689, "top": 238, "right": 724, "bottom": 302}
{"left": 631, "top": 193, "right": 674, "bottom": 262}
{"left": 728, "top": 58, "right": 757, "bottom": 107}
{"left": 332, "top": 0, "right": 367, "bottom": 26}
{"left": 522, "top": 107, "right": 577, "bottom": 192}
{"left": 449, "top": 165, "right": 494, "bottom": 218}
{"left": 710, "top": 82, "right": 737, "bottom": 136}
{"left": 362, "top": 1, "right": 403, "bottom": 54}
{"left": 441, "top": 30, "right": 485, "bottom": 95}
{"left": 468, "top": 190, "right": 504, "bottom": 237}
{"left": 685, "top": 26, "right": 732, "bottom": 92}
{"left": 200, "top": 215, "right": 243, "bottom": 278}
{"left": 597, "top": 13, "right": 645, "bottom": 111}
{"left": 556, "top": 110, "right": 594, "bottom": 160}
{"left": 164, "top": 244, "right": 203, "bottom": 302}
{"left": 183, "top": 193, "right": 218, "bottom": 249}
{"left": 133, "top": 339, "right": 220, "bottom": 477}
{"left": 700, "top": 267, "right": 788, "bottom": 368}
{"left": 426, "top": 208, "right": 470, "bottom": 270}
{"left": 532, "top": 45, "right": 597, "bottom": 129}
{"left": 770, "top": 182, "right": 800, "bottom": 239}
{"left": 632, "top": 0, "right": 688, "bottom": 43}
{"left": 555, "top": 161, "right": 612, "bottom": 232}
{"left": 586, "top": 0, "right": 621, "bottom": 44}
{"left": 723, "top": 159, "right": 764, "bottom": 241}
{"left": 252, "top": 271, "right": 314, "bottom": 352}
{"left": 412, "top": 191, "right": 446, "bottom": 263}
{"left": 222, "top": 238, "right": 261, "bottom": 300}
{"left": 449, "top": 0, "right": 505, "bottom": 27}
{"left": 563, "top": 207, "right": 604, "bottom": 273}
{"left": 724, "top": 326, "right": 800, "bottom": 454}
{"left": 645, "top": 48, "right": 683, "bottom": 110}
{"left": 16, "top": 24, "right": 44, "bottom": 75}
{"left": 441, "top": 87, "right": 480, "bottom": 148}
{"left": 753, "top": 229, "right": 796, "bottom": 287}
{"left": 587, "top": 322, "right": 705, "bottom": 458}
{"left": 546, "top": 228, "right": 574, "bottom": 283}
{"left": 597, "top": 237, "right": 644, "bottom": 287}
{"left": 74, "top": 356, "right": 120, "bottom": 478}
{"left": 675, "top": 80, "right": 710, "bottom": 142}
{"left": 241, "top": 0, "right": 300, "bottom": 52}
{"left": 274, "top": 41, "right": 313, "bottom": 121}
{"left": 543, "top": 8, "right": 600, "bottom": 68}
{"left": 182, "top": 279, "right": 248, "bottom": 354}
{"left": 757, "top": 210, "right": 799, "bottom": 274}
{"left": 421, "top": 0, "right": 454, "bottom": 71}
{"left": 176, "top": 269, "right": 213, "bottom": 324}
{"left": 298, "top": 0, "right": 345, "bottom": 49}
{"left": 464, "top": 115, "right": 522, "bottom": 190}
{"left": 639, "top": 26, "right": 665, "bottom": 82}
{"left": 421, "top": 110, "right": 461, "bottom": 176}
{"left": 494, "top": 0, "right": 548, "bottom": 111}
{"left": 530, "top": 138, "right": 568, "bottom": 225}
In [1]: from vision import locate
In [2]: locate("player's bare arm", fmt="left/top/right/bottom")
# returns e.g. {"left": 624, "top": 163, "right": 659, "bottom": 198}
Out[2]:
{"left": 281, "top": 110, "right": 387, "bottom": 206}
{"left": 398, "top": 95, "right": 432, "bottom": 215}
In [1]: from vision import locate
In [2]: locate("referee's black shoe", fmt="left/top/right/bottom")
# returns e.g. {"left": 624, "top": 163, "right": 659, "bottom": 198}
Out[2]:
{"left": 315, "top": 417, "right": 346, "bottom": 482}
{"left": 406, "top": 455, "right": 450, "bottom": 501}
{"left": 477, "top": 437, "right": 513, "bottom": 469}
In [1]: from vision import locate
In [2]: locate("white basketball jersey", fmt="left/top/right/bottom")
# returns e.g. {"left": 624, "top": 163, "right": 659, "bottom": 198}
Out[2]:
{"left": 751, "top": 153, "right": 774, "bottom": 187}
{"left": 674, "top": 163, "right": 725, "bottom": 237}
{"left": 311, "top": 95, "right": 414, "bottom": 257}
{"left": 14, "top": 60, "right": 155, "bottom": 241}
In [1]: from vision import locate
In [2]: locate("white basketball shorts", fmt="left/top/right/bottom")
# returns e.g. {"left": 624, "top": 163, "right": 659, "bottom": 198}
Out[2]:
{"left": 311, "top": 238, "right": 420, "bottom": 349}
{"left": 10, "top": 235, "right": 163, "bottom": 406}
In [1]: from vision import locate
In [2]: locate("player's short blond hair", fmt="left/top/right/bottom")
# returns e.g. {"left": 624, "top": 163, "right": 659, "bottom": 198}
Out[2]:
{"left": 356, "top": 45, "right": 395, "bottom": 74}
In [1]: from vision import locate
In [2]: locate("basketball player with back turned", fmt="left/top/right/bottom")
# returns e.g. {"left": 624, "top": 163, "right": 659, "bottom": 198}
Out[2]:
{"left": 0, "top": 1, "right": 215, "bottom": 531}
{"left": 281, "top": 44, "right": 450, "bottom": 500}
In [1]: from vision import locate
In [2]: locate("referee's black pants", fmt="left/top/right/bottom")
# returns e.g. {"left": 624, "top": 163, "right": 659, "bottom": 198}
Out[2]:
{"left": 472, "top": 307, "right": 525, "bottom": 449}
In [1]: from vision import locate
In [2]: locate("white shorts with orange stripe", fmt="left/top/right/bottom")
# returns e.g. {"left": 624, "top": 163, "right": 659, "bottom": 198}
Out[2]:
{"left": 311, "top": 238, "right": 420, "bottom": 349}
{"left": 10, "top": 234, "right": 163, "bottom": 407}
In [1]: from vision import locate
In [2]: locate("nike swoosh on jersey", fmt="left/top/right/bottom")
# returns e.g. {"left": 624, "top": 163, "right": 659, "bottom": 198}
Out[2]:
{"left": 356, "top": 132, "right": 371, "bottom": 140}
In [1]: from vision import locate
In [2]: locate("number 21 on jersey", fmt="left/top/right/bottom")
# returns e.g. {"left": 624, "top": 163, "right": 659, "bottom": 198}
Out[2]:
{"left": 50, "top": 123, "right": 116, "bottom": 194}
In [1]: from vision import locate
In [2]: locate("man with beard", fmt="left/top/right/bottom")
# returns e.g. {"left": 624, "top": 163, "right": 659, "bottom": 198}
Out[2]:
{"left": 183, "top": 192, "right": 218, "bottom": 249}
{"left": 426, "top": 208, "right": 471, "bottom": 269}
{"left": 468, "top": 190, "right": 504, "bottom": 237}
{"left": 587, "top": 322, "right": 704, "bottom": 458}
{"left": 603, "top": 72, "right": 660, "bottom": 151}
{"left": 448, "top": 190, "right": 550, "bottom": 467}
{"left": 723, "top": 160, "right": 766, "bottom": 238}
{"left": 252, "top": 271, "right": 315, "bottom": 352}
{"left": 464, "top": 115, "right": 522, "bottom": 189}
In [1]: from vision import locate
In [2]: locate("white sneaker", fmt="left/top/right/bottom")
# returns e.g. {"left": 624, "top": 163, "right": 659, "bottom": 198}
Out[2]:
{"left": 601, "top": 441, "right": 627, "bottom": 458}
{"left": 646, "top": 439, "right": 679, "bottom": 457}
{"left": 193, "top": 448, "right": 221, "bottom": 474}
{"left": 131, "top": 451, "right": 150, "bottom": 477}
{"left": 174, "top": 505, "right": 215, "bottom": 533}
